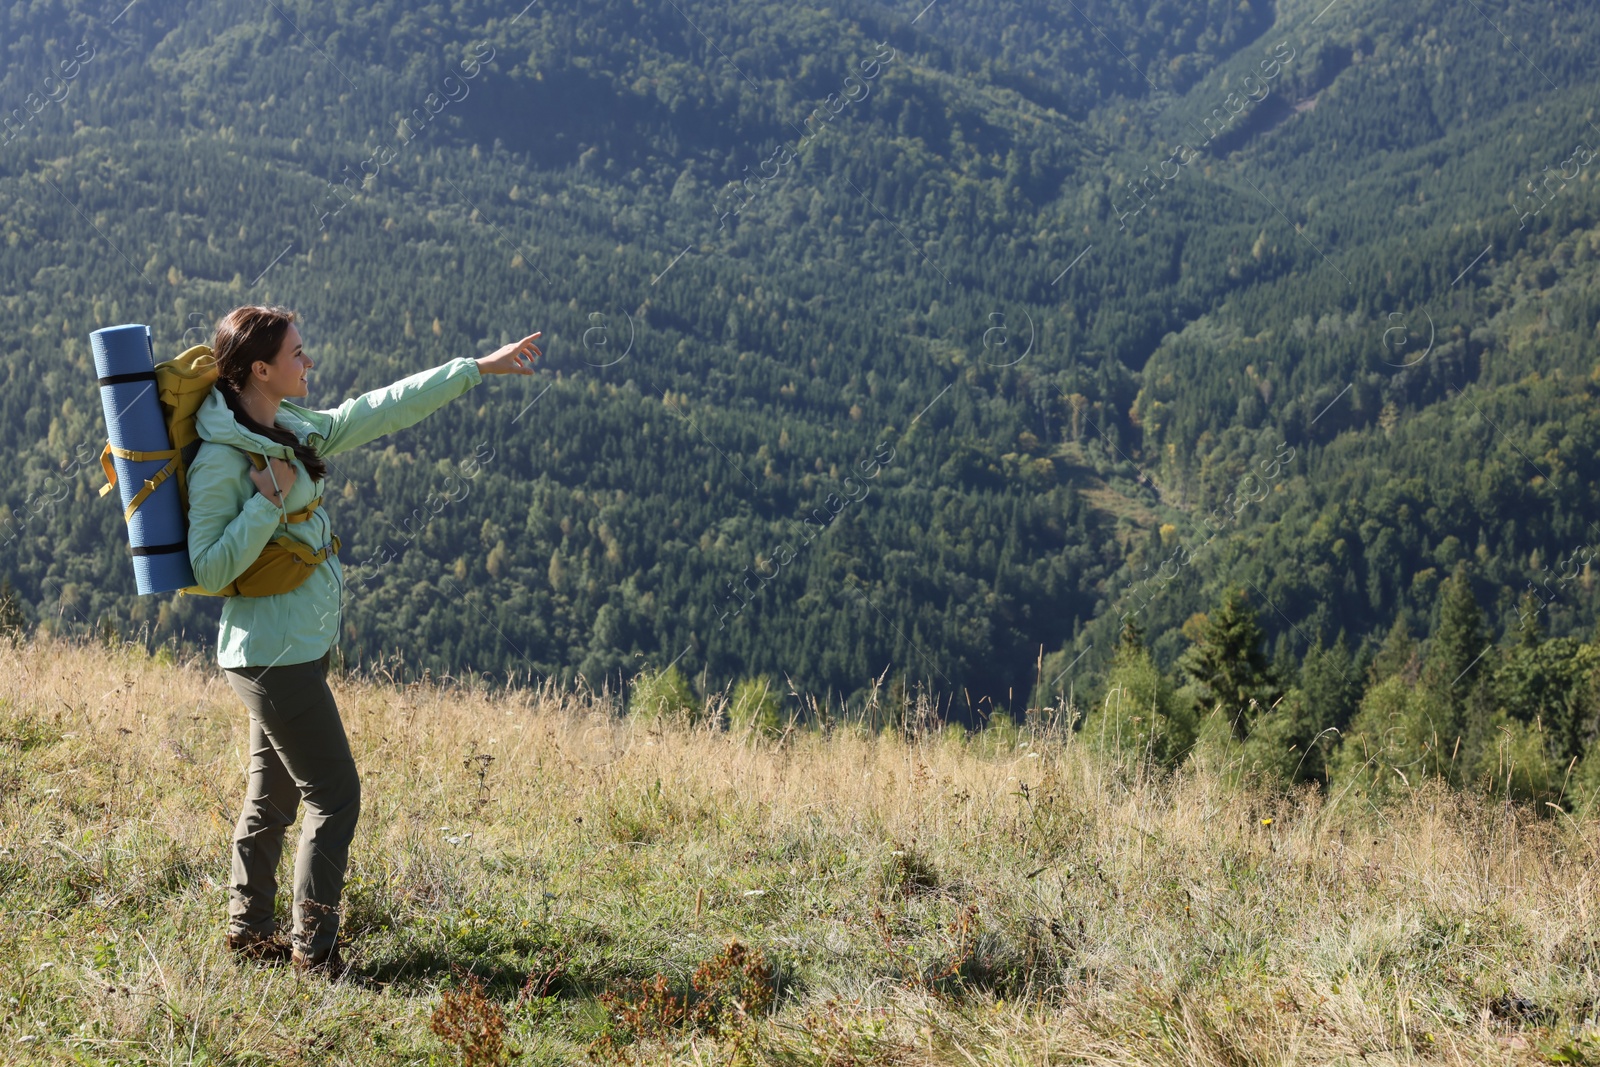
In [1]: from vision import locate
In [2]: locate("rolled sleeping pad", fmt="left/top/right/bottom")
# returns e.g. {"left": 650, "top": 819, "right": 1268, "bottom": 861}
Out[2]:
{"left": 91, "top": 323, "right": 196, "bottom": 595}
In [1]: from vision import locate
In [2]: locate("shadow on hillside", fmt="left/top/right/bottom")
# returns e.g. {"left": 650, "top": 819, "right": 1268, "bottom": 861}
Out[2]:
{"left": 344, "top": 937, "right": 807, "bottom": 1011}
{"left": 345, "top": 943, "right": 673, "bottom": 1002}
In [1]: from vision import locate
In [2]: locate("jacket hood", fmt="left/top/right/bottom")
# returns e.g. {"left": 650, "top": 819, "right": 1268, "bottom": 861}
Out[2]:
{"left": 194, "top": 387, "right": 302, "bottom": 459}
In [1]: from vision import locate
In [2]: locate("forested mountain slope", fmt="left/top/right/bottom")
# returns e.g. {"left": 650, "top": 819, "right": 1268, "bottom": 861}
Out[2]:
{"left": 2, "top": 0, "right": 1598, "bottom": 723}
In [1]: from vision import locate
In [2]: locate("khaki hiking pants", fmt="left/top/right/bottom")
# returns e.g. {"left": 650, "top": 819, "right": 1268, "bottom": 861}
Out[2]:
{"left": 223, "top": 648, "right": 360, "bottom": 957}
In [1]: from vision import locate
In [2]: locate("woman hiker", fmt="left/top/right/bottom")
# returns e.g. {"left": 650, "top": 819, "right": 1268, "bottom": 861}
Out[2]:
{"left": 186, "top": 304, "right": 541, "bottom": 972}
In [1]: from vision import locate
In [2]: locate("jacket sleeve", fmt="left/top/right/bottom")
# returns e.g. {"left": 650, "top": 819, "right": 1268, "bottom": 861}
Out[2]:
{"left": 187, "top": 443, "right": 283, "bottom": 592}
{"left": 287, "top": 357, "right": 483, "bottom": 459}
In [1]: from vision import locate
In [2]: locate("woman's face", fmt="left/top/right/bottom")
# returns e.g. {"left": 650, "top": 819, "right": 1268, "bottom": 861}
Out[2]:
{"left": 252, "top": 322, "right": 314, "bottom": 401}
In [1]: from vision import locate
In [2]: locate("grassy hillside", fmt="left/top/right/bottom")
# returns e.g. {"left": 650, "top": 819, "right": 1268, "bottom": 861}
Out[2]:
{"left": 3, "top": 631, "right": 1598, "bottom": 1064}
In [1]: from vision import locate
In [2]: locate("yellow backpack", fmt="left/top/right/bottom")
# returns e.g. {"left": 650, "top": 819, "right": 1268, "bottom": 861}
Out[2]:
{"left": 99, "top": 344, "right": 340, "bottom": 597}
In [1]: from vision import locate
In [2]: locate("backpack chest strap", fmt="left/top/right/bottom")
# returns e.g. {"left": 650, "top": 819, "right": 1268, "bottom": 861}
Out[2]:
{"left": 282, "top": 496, "right": 322, "bottom": 523}
{"left": 241, "top": 450, "right": 319, "bottom": 523}
{"left": 103, "top": 444, "right": 321, "bottom": 525}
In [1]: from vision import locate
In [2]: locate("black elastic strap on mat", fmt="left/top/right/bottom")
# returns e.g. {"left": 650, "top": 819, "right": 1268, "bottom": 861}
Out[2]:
{"left": 130, "top": 542, "right": 185, "bottom": 556}
{"left": 97, "top": 371, "right": 158, "bottom": 387}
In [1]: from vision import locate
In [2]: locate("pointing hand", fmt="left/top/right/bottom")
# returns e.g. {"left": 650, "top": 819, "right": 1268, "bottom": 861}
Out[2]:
{"left": 477, "top": 331, "right": 543, "bottom": 375}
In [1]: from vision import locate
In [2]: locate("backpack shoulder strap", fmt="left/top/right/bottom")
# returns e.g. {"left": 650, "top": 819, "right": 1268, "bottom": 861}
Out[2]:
{"left": 100, "top": 344, "right": 268, "bottom": 517}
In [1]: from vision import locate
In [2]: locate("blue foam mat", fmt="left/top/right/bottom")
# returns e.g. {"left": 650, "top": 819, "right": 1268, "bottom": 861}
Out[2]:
{"left": 91, "top": 323, "right": 196, "bottom": 595}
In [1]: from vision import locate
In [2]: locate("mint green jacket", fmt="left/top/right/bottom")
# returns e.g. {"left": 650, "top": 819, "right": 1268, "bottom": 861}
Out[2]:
{"left": 186, "top": 357, "right": 483, "bottom": 668}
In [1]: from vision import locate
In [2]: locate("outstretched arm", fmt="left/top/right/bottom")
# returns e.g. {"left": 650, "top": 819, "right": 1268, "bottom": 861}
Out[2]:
{"left": 286, "top": 333, "right": 541, "bottom": 458}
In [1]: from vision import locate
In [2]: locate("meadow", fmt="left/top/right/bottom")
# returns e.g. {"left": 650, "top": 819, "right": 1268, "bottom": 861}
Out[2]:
{"left": 1, "top": 630, "right": 1597, "bottom": 1065}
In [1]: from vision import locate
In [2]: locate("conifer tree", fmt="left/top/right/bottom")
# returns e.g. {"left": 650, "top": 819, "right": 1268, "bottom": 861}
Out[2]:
{"left": 1515, "top": 589, "right": 1546, "bottom": 650}
{"left": 1367, "top": 615, "right": 1418, "bottom": 686}
{"left": 1276, "top": 633, "right": 1361, "bottom": 782}
{"left": 1423, "top": 562, "right": 1489, "bottom": 696}
{"left": 1422, "top": 563, "right": 1494, "bottom": 786}
{"left": 1178, "top": 586, "right": 1279, "bottom": 739}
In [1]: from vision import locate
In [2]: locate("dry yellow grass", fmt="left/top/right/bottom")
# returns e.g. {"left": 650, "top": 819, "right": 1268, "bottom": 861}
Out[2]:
{"left": 1, "top": 629, "right": 1598, "bottom": 1064}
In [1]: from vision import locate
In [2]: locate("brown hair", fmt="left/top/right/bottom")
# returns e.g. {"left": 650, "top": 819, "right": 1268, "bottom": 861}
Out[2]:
{"left": 210, "top": 305, "right": 328, "bottom": 483}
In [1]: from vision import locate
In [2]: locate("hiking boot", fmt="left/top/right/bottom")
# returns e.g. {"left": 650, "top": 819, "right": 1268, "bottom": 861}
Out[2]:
{"left": 226, "top": 928, "right": 292, "bottom": 963}
{"left": 291, "top": 942, "right": 345, "bottom": 976}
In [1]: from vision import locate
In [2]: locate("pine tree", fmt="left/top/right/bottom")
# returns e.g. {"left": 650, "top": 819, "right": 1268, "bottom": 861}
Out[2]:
{"left": 1515, "top": 589, "right": 1546, "bottom": 650}
{"left": 1117, "top": 617, "right": 1145, "bottom": 654}
{"left": 1275, "top": 633, "right": 1362, "bottom": 783}
{"left": 1367, "top": 615, "right": 1418, "bottom": 686}
{"left": 1423, "top": 562, "right": 1488, "bottom": 694}
{"left": 1421, "top": 562, "right": 1494, "bottom": 786}
{"left": 1178, "top": 586, "right": 1280, "bottom": 739}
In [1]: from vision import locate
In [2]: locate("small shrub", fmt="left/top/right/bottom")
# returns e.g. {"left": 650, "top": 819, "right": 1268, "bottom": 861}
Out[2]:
{"left": 590, "top": 939, "right": 775, "bottom": 1061}
{"left": 629, "top": 665, "right": 699, "bottom": 724}
{"left": 690, "top": 938, "right": 775, "bottom": 1034}
{"left": 729, "top": 675, "right": 782, "bottom": 736}
{"left": 1079, "top": 634, "right": 1195, "bottom": 767}
{"left": 430, "top": 973, "right": 512, "bottom": 1067}
{"left": 599, "top": 972, "right": 688, "bottom": 1041}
